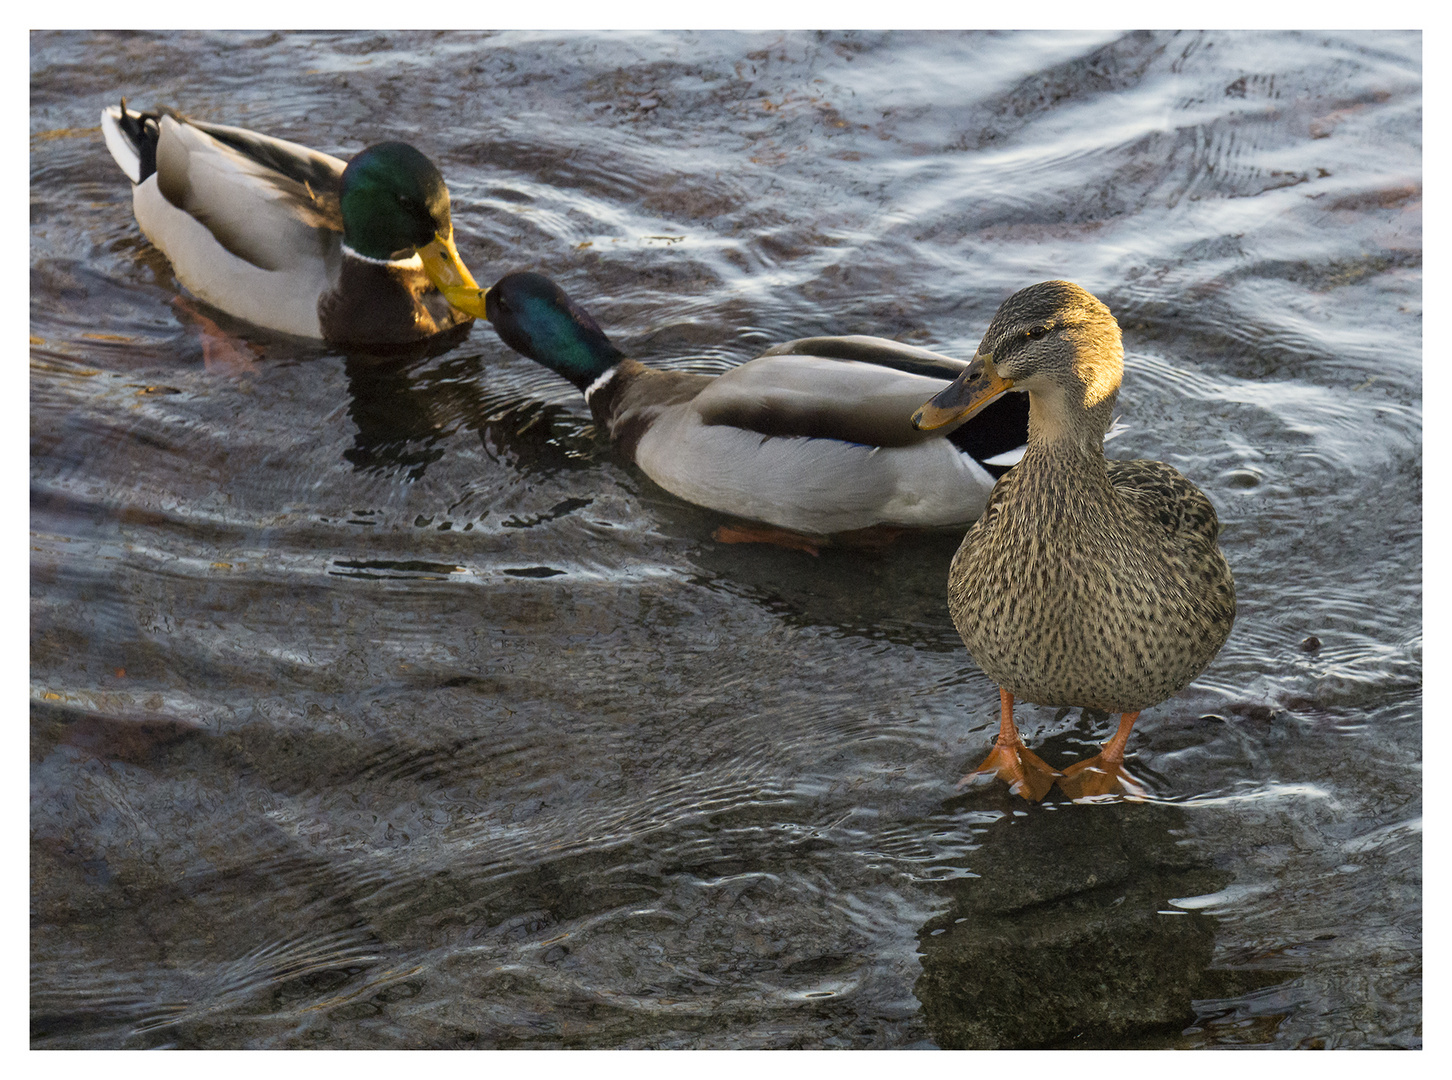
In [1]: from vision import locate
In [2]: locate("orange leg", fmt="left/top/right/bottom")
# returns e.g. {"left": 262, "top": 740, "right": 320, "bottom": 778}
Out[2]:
{"left": 171, "top": 296, "right": 261, "bottom": 375}
{"left": 958, "top": 688, "right": 1060, "bottom": 801}
{"left": 1056, "top": 711, "right": 1149, "bottom": 799}
{"left": 711, "top": 522, "right": 909, "bottom": 556}
{"left": 712, "top": 523, "right": 823, "bottom": 556}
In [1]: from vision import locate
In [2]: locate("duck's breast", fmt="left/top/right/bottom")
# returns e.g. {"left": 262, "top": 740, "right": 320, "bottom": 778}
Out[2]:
{"left": 948, "top": 466, "right": 1234, "bottom": 712}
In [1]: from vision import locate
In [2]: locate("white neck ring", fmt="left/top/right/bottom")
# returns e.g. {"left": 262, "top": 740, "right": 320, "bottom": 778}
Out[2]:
{"left": 583, "top": 364, "right": 621, "bottom": 404}
{"left": 341, "top": 243, "right": 424, "bottom": 270}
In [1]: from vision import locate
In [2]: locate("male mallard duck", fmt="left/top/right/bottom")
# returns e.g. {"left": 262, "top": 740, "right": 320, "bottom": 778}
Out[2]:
{"left": 473, "top": 271, "right": 1029, "bottom": 536}
{"left": 100, "top": 100, "right": 483, "bottom": 345}
{"left": 912, "top": 281, "right": 1235, "bottom": 800}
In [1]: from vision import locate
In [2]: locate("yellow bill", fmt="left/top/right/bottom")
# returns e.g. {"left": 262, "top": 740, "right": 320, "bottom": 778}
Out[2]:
{"left": 417, "top": 229, "right": 490, "bottom": 319}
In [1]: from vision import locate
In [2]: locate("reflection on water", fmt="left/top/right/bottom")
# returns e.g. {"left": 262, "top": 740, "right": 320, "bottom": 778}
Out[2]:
{"left": 341, "top": 348, "right": 605, "bottom": 486}
{"left": 915, "top": 794, "right": 1289, "bottom": 1049}
{"left": 32, "top": 30, "right": 1419, "bottom": 1048}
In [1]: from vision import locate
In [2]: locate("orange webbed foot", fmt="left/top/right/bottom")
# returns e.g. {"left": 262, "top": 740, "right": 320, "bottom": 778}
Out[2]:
{"left": 958, "top": 740, "right": 1061, "bottom": 802}
{"left": 171, "top": 297, "right": 261, "bottom": 375}
{"left": 1056, "top": 754, "right": 1149, "bottom": 800}
{"left": 712, "top": 523, "right": 824, "bottom": 556}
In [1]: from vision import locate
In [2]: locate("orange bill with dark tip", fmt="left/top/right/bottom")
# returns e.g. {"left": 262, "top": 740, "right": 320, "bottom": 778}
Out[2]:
{"left": 911, "top": 353, "right": 1015, "bottom": 431}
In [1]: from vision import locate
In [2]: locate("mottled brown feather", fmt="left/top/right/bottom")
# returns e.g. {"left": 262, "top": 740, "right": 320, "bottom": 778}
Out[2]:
{"left": 945, "top": 283, "right": 1235, "bottom": 716}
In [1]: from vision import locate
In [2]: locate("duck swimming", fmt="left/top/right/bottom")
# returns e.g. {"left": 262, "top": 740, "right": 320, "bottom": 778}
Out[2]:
{"left": 912, "top": 281, "right": 1235, "bottom": 800}
{"left": 474, "top": 271, "right": 1029, "bottom": 537}
{"left": 100, "top": 100, "right": 484, "bottom": 346}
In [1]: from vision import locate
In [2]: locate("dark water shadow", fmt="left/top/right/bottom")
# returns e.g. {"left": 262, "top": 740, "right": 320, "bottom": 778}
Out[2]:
{"left": 915, "top": 765, "right": 1295, "bottom": 1048}
{"left": 681, "top": 521, "right": 968, "bottom": 652}
{"left": 339, "top": 340, "right": 606, "bottom": 483}
{"left": 591, "top": 475, "right": 971, "bottom": 652}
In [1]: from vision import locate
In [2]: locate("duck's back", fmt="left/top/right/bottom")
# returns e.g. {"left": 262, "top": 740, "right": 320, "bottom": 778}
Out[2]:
{"left": 103, "top": 106, "right": 347, "bottom": 338}
{"left": 608, "top": 348, "right": 1004, "bottom": 533}
{"left": 132, "top": 116, "right": 344, "bottom": 337}
{"left": 948, "top": 449, "right": 1235, "bottom": 712}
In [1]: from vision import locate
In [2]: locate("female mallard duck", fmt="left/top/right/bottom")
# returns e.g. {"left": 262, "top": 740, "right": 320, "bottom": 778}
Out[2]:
{"left": 476, "top": 271, "right": 1029, "bottom": 537}
{"left": 100, "top": 100, "right": 484, "bottom": 345}
{"left": 912, "top": 281, "right": 1235, "bottom": 800}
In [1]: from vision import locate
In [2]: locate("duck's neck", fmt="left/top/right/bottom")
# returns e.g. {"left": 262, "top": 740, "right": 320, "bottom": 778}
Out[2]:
{"left": 580, "top": 357, "right": 648, "bottom": 430}
{"left": 539, "top": 336, "right": 628, "bottom": 394}
{"left": 1021, "top": 382, "right": 1116, "bottom": 476}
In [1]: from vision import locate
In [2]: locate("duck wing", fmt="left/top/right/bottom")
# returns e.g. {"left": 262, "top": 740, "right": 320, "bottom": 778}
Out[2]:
{"left": 759, "top": 335, "right": 970, "bottom": 380}
{"left": 179, "top": 114, "right": 346, "bottom": 203}
{"left": 1108, "top": 458, "right": 1236, "bottom": 642}
{"left": 151, "top": 113, "right": 344, "bottom": 273}
{"left": 1107, "top": 459, "right": 1223, "bottom": 546}
{"left": 695, "top": 336, "right": 1029, "bottom": 463}
{"left": 693, "top": 345, "right": 968, "bottom": 449}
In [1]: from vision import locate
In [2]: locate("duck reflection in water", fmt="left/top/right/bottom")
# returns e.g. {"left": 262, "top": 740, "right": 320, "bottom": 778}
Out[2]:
{"left": 340, "top": 338, "right": 591, "bottom": 484}
{"left": 915, "top": 793, "right": 1290, "bottom": 1048}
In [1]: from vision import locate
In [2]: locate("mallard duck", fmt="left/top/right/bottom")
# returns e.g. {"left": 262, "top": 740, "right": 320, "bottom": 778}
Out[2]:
{"left": 472, "top": 271, "right": 1029, "bottom": 537}
{"left": 912, "top": 281, "right": 1235, "bottom": 800}
{"left": 100, "top": 99, "right": 484, "bottom": 345}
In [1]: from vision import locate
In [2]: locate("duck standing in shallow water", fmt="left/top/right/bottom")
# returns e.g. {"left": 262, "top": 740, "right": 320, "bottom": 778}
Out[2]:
{"left": 912, "top": 281, "right": 1235, "bottom": 800}
{"left": 101, "top": 100, "right": 484, "bottom": 346}
{"left": 478, "top": 271, "right": 1028, "bottom": 539}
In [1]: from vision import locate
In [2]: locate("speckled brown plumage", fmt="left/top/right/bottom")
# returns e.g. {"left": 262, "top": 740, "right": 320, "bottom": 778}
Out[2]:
{"left": 914, "top": 280, "right": 1235, "bottom": 799}
{"left": 949, "top": 438, "right": 1235, "bottom": 713}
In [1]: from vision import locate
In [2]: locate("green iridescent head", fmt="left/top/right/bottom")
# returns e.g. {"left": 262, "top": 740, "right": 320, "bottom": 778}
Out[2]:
{"left": 339, "top": 141, "right": 453, "bottom": 260}
{"left": 485, "top": 273, "right": 627, "bottom": 390}
{"left": 337, "top": 141, "right": 484, "bottom": 310}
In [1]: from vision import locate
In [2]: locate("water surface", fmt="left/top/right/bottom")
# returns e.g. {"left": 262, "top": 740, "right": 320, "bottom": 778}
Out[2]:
{"left": 31, "top": 29, "right": 1420, "bottom": 1048}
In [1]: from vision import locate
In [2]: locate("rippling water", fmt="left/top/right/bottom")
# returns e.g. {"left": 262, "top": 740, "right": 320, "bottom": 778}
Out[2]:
{"left": 31, "top": 30, "right": 1420, "bottom": 1048}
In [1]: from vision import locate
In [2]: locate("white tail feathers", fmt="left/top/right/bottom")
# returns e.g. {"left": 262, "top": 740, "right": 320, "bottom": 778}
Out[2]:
{"left": 100, "top": 105, "right": 144, "bottom": 183}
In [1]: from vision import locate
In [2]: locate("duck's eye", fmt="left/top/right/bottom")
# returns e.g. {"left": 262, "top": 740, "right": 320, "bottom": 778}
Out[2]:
{"left": 1027, "top": 325, "right": 1047, "bottom": 339}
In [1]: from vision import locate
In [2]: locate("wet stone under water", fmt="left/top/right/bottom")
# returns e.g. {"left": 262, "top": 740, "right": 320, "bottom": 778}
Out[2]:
{"left": 31, "top": 30, "right": 1420, "bottom": 1048}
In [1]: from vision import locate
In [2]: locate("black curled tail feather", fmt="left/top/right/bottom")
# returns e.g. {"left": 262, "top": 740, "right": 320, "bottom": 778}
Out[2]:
{"left": 116, "top": 97, "right": 161, "bottom": 182}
